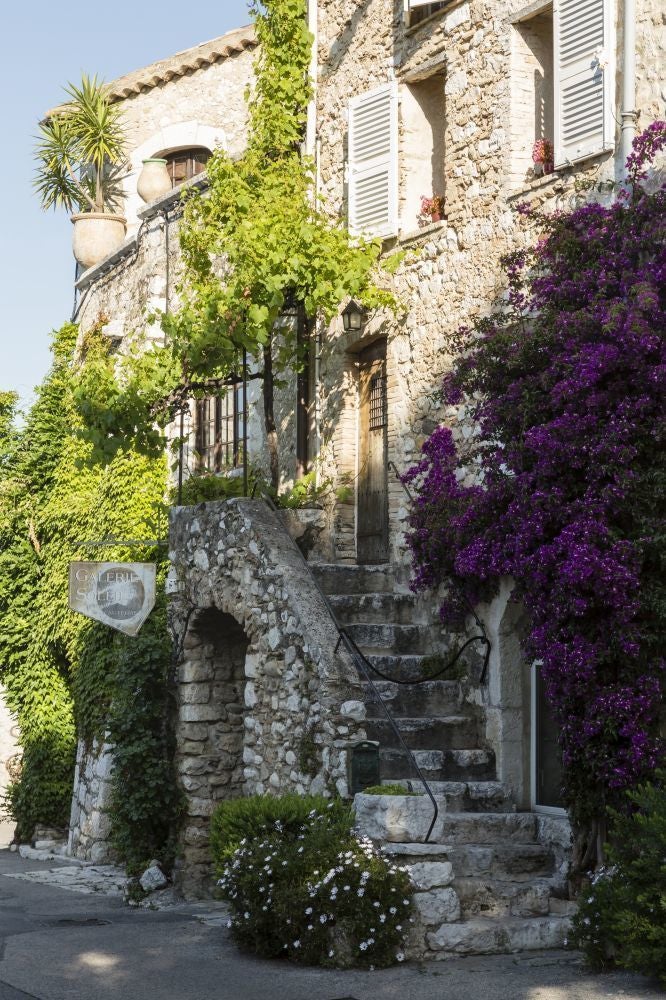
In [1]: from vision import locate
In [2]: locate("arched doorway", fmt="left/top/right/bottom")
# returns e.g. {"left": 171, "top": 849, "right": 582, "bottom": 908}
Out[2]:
{"left": 175, "top": 607, "right": 249, "bottom": 897}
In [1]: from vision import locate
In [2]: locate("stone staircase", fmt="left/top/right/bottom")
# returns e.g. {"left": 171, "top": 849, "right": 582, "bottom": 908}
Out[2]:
{"left": 312, "top": 562, "right": 574, "bottom": 960}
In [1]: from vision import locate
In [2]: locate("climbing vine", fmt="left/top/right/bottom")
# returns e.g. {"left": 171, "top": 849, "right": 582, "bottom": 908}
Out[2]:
{"left": 77, "top": 0, "right": 400, "bottom": 487}
{"left": 0, "top": 323, "right": 180, "bottom": 864}
{"left": 402, "top": 123, "right": 666, "bottom": 864}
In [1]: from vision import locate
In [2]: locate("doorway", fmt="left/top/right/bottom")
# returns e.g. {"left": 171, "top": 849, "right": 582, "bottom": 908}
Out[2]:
{"left": 357, "top": 340, "right": 389, "bottom": 564}
{"left": 531, "top": 663, "right": 565, "bottom": 812}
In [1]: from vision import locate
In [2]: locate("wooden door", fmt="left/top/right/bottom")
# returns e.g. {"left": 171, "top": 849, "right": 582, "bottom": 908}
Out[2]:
{"left": 533, "top": 665, "right": 564, "bottom": 810}
{"left": 357, "top": 341, "right": 389, "bottom": 564}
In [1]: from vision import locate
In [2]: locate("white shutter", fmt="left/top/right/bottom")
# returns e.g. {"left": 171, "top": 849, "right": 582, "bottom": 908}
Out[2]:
{"left": 554, "top": 0, "right": 613, "bottom": 166}
{"left": 348, "top": 83, "right": 398, "bottom": 238}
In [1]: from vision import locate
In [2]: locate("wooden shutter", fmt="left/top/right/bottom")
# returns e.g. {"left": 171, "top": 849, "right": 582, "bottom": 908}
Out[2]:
{"left": 554, "top": 0, "right": 613, "bottom": 166}
{"left": 348, "top": 83, "right": 398, "bottom": 238}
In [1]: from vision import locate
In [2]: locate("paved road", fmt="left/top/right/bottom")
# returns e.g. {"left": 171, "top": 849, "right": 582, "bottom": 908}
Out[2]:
{"left": 0, "top": 850, "right": 661, "bottom": 1000}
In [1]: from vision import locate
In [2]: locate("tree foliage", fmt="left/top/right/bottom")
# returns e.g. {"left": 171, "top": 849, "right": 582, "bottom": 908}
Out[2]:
{"left": 0, "top": 324, "right": 180, "bottom": 861}
{"left": 79, "top": 0, "right": 399, "bottom": 487}
{"left": 402, "top": 124, "right": 666, "bottom": 853}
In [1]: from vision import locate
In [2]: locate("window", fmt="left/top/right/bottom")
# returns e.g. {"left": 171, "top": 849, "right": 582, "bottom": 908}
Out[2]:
{"left": 403, "top": 1, "right": 447, "bottom": 28}
{"left": 401, "top": 75, "right": 446, "bottom": 229}
{"left": 510, "top": 0, "right": 613, "bottom": 183}
{"left": 163, "top": 147, "right": 211, "bottom": 188}
{"left": 194, "top": 386, "right": 245, "bottom": 473}
{"left": 347, "top": 84, "right": 399, "bottom": 238}
{"left": 348, "top": 73, "right": 445, "bottom": 237}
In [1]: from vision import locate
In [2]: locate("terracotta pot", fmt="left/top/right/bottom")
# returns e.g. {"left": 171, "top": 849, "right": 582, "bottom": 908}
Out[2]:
{"left": 137, "top": 158, "right": 172, "bottom": 204}
{"left": 431, "top": 210, "right": 442, "bottom": 223}
{"left": 543, "top": 161, "right": 554, "bottom": 175}
{"left": 71, "top": 213, "right": 127, "bottom": 269}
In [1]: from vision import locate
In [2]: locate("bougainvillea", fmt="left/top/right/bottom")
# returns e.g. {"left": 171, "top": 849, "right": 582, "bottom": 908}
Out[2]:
{"left": 403, "top": 124, "right": 666, "bottom": 846}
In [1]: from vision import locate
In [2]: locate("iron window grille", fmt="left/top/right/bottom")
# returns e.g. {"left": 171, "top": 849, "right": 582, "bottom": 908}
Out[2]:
{"left": 195, "top": 386, "right": 245, "bottom": 473}
{"left": 369, "top": 371, "right": 388, "bottom": 430}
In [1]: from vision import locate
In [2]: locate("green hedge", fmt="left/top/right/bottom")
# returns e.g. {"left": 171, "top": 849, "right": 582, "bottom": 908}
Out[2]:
{"left": 213, "top": 795, "right": 413, "bottom": 968}
{"left": 572, "top": 772, "right": 666, "bottom": 987}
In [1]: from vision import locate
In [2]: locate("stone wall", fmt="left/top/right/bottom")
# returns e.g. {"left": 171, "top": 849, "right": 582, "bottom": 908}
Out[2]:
{"left": 0, "top": 688, "right": 19, "bottom": 847}
{"left": 168, "top": 498, "right": 366, "bottom": 896}
{"left": 67, "top": 738, "right": 115, "bottom": 863}
{"left": 314, "top": 0, "right": 665, "bottom": 571}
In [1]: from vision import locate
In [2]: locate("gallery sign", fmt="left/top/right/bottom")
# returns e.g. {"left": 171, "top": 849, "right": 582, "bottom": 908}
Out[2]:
{"left": 69, "top": 562, "right": 156, "bottom": 636}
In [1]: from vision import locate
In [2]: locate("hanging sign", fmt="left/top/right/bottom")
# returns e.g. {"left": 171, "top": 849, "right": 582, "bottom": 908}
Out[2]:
{"left": 69, "top": 562, "right": 156, "bottom": 636}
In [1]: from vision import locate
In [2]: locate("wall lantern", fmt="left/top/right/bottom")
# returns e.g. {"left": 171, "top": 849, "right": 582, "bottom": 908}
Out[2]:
{"left": 341, "top": 299, "right": 367, "bottom": 332}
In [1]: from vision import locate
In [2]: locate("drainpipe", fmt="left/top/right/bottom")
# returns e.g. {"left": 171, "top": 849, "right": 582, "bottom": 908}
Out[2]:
{"left": 620, "top": 0, "right": 638, "bottom": 177}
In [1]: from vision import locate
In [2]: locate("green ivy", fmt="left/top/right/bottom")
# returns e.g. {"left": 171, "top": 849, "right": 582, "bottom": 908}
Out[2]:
{"left": 0, "top": 323, "right": 180, "bottom": 862}
{"left": 75, "top": 0, "right": 401, "bottom": 495}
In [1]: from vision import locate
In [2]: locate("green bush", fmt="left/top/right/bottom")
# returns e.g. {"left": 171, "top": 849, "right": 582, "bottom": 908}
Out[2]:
{"left": 363, "top": 784, "right": 418, "bottom": 797}
{"left": 210, "top": 793, "right": 351, "bottom": 867}
{"left": 215, "top": 796, "right": 413, "bottom": 968}
{"left": 572, "top": 772, "right": 666, "bottom": 986}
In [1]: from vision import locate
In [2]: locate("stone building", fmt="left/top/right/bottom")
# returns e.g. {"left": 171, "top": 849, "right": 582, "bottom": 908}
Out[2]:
{"left": 55, "top": 0, "right": 664, "bottom": 956}
{"left": 64, "top": 22, "right": 366, "bottom": 898}
{"left": 301, "top": 0, "right": 664, "bottom": 957}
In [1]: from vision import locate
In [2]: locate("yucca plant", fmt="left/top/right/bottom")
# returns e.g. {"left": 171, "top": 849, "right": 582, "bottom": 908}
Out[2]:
{"left": 34, "top": 74, "right": 127, "bottom": 214}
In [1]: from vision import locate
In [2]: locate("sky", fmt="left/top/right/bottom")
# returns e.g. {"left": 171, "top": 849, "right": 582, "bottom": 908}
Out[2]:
{"left": 0, "top": 0, "right": 252, "bottom": 411}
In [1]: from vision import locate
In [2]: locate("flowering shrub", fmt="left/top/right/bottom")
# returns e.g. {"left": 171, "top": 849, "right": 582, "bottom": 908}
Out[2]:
{"left": 216, "top": 799, "right": 413, "bottom": 967}
{"left": 532, "top": 138, "right": 554, "bottom": 164}
{"left": 572, "top": 772, "right": 666, "bottom": 985}
{"left": 418, "top": 194, "right": 444, "bottom": 226}
{"left": 403, "top": 125, "right": 666, "bottom": 840}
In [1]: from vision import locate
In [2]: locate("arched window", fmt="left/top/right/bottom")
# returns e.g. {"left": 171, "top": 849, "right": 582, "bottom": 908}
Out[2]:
{"left": 162, "top": 147, "right": 212, "bottom": 187}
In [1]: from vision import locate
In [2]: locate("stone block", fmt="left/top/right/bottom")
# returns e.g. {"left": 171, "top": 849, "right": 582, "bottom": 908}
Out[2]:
{"left": 413, "top": 887, "right": 461, "bottom": 925}
{"left": 180, "top": 704, "right": 223, "bottom": 723}
{"left": 180, "top": 661, "right": 215, "bottom": 683}
{"left": 408, "top": 861, "right": 454, "bottom": 890}
{"left": 181, "top": 684, "right": 212, "bottom": 705}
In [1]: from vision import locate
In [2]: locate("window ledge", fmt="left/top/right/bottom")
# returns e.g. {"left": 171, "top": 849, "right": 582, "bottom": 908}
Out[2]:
{"left": 398, "top": 218, "right": 448, "bottom": 245}
{"left": 75, "top": 234, "right": 139, "bottom": 292}
{"left": 506, "top": 171, "right": 563, "bottom": 203}
{"left": 137, "top": 173, "right": 209, "bottom": 221}
{"left": 404, "top": 0, "right": 462, "bottom": 34}
{"left": 506, "top": 148, "right": 613, "bottom": 203}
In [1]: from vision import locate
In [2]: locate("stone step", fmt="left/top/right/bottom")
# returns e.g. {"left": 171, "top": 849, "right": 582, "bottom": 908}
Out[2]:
{"left": 311, "top": 563, "right": 394, "bottom": 595}
{"left": 355, "top": 796, "right": 538, "bottom": 845}
{"left": 424, "top": 915, "right": 571, "bottom": 957}
{"left": 380, "top": 747, "right": 496, "bottom": 782}
{"left": 454, "top": 876, "right": 555, "bottom": 919}
{"left": 344, "top": 622, "right": 436, "bottom": 654}
{"left": 328, "top": 592, "right": 424, "bottom": 624}
{"left": 364, "top": 679, "right": 463, "bottom": 717}
{"left": 382, "top": 842, "right": 556, "bottom": 881}
{"left": 365, "top": 654, "right": 451, "bottom": 682}
{"left": 367, "top": 715, "right": 481, "bottom": 751}
{"left": 381, "top": 780, "right": 515, "bottom": 813}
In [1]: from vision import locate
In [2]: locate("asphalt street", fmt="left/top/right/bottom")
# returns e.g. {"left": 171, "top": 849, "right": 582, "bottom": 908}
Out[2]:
{"left": 0, "top": 850, "right": 661, "bottom": 1000}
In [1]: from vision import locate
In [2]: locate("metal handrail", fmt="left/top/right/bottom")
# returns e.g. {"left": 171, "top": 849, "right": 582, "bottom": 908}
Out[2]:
{"left": 262, "top": 493, "right": 440, "bottom": 843}
{"left": 334, "top": 627, "right": 440, "bottom": 844}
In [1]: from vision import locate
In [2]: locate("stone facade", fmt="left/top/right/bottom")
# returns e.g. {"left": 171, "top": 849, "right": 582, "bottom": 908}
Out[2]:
{"left": 311, "top": 0, "right": 665, "bottom": 806}
{"left": 61, "top": 2, "right": 664, "bottom": 935}
{"left": 168, "top": 498, "right": 365, "bottom": 896}
{"left": 67, "top": 738, "right": 115, "bottom": 863}
{"left": 314, "top": 0, "right": 665, "bottom": 570}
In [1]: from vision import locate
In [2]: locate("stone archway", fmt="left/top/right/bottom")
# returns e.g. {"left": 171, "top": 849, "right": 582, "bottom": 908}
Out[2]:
{"left": 168, "top": 498, "right": 366, "bottom": 897}
{"left": 479, "top": 579, "right": 532, "bottom": 809}
{"left": 175, "top": 607, "right": 248, "bottom": 896}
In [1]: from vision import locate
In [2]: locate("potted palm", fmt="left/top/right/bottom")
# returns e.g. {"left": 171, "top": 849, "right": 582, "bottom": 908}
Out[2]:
{"left": 35, "top": 74, "right": 128, "bottom": 270}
